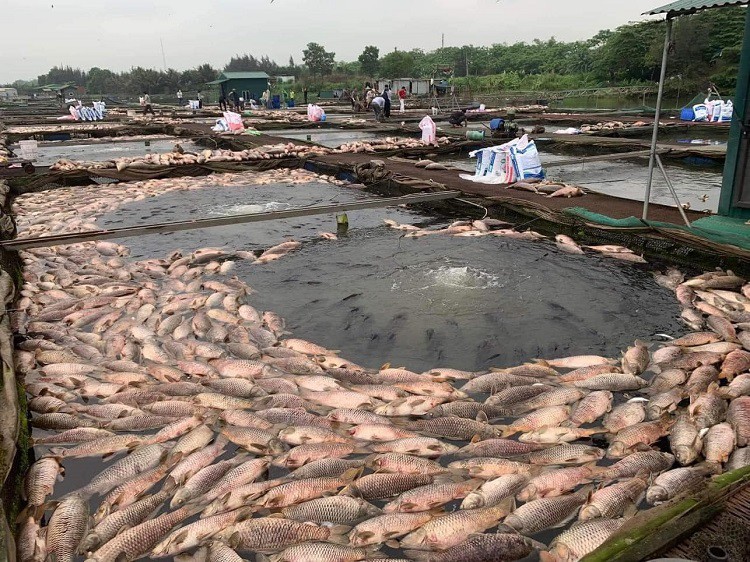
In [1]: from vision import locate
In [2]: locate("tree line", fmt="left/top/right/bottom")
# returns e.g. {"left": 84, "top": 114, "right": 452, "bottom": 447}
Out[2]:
{"left": 7, "top": 6, "right": 746, "bottom": 96}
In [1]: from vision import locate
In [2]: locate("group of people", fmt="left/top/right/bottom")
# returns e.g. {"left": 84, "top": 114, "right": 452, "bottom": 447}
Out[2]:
{"left": 364, "top": 84, "right": 407, "bottom": 122}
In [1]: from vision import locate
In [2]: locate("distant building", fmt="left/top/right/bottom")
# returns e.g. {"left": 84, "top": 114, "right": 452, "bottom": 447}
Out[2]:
{"left": 206, "top": 71, "right": 270, "bottom": 103}
{"left": 0, "top": 88, "right": 18, "bottom": 100}
{"left": 33, "top": 83, "right": 80, "bottom": 99}
{"left": 276, "top": 75, "right": 296, "bottom": 84}
{"left": 375, "top": 78, "right": 435, "bottom": 96}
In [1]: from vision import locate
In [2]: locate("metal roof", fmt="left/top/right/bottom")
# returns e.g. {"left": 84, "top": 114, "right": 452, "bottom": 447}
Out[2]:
{"left": 645, "top": 0, "right": 747, "bottom": 16}
{"left": 220, "top": 71, "right": 270, "bottom": 80}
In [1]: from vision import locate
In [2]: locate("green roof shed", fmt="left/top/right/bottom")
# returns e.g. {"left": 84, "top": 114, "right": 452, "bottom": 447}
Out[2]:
{"left": 206, "top": 71, "right": 270, "bottom": 102}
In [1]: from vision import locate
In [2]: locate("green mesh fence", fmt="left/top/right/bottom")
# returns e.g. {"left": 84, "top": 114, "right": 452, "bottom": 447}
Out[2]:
{"left": 563, "top": 207, "right": 750, "bottom": 252}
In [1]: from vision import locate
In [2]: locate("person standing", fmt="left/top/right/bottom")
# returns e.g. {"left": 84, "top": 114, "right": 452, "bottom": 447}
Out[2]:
{"left": 371, "top": 95, "right": 385, "bottom": 122}
{"left": 288, "top": 89, "right": 295, "bottom": 108}
{"left": 196, "top": 91, "right": 203, "bottom": 109}
{"left": 398, "top": 86, "right": 407, "bottom": 113}
{"left": 219, "top": 91, "right": 228, "bottom": 112}
{"left": 229, "top": 89, "right": 239, "bottom": 111}
{"left": 176, "top": 89, "right": 183, "bottom": 106}
{"left": 382, "top": 85, "right": 391, "bottom": 119}
{"left": 303, "top": 86, "right": 308, "bottom": 105}
{"left": 142, "top": 92, "right": 155, "bottom": 115}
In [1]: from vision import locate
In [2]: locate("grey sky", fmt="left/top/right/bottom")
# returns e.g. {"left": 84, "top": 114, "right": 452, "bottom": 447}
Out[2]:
{"left": 1, "top": 0, "right": 664, "bottom": 83}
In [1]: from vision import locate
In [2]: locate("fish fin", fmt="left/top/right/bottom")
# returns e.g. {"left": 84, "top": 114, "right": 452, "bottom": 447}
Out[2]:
{"left": 362, "top": 453, "right": 380, "bottom": 469}
{"left": 399, "top": 502, "right": 417, "bottom": 511}
{"left": 385, "top": 539, "right": 402, "bottom": 549}
{"left": 470, "top": 434, "right": 482, "bottom": 444}
{"left": 161, "top": 477, "right": 178, "bottom": 493}
{"left": 402, "top": 551, "right": 431, "bottom": 562}
{"left": 49, "top": 447, "right": 65, "bottom": 457}
{"left": 340, "top": 484, "right": 360, "bottom": 498}
{"left": 380, "top": 363, "right": 390, "bottom": 370}
{"left": 341, "top": 466, "right": 364, "bottom": 482}
{"left": 533, "top": 359, "right": 551, "bottom": 367}
{"left": 325, "top": 524, "right": 351, "bottom": 544}
{"left": 227, "top": 531, "right": 242, "bottom": 550}
{"left": 356, "top": 531, "right": 375, "bottom": 541}
{"left": 539, "top": 551, "right": 556, "bottom": 562}
{"left": 623, "top": 502, "right": 639, "bottom": 519}
{"left": 475, "top": 410, "right": 488, "bottom": 423}
{"left": 550, "top": 509, "right": 580, "bottom": 529}
{"left": 496, "top": 425, "right": 512, "bottom": 438}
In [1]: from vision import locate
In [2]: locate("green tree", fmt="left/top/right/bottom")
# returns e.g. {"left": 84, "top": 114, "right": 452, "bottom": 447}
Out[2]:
{"left": 358, "top": 46, "right": 380, "bottom": 76}
{"left": 86, "top": 67, "right": 121, "bottom": 94}
{"left": 303, "top": 42, "right": 336, "bottom": 76}
{"left": 379, "top": 50, "right": 416, "bottom": 78}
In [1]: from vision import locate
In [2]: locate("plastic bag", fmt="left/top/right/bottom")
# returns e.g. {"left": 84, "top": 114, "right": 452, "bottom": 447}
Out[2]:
{"left": 459, "top": 147, "right": 516, "bottom": 184}
{"left": 508, "top": 135, "right": 545, "bottom": 180}
{"left": 692, "top": 104, "right": 708, "bottom": 122}
{"left": 418, "top": 116, "right": 437, "bottom": 145}
{"left": 211, "top": 118, "right": 228, "bottom": 132}
{"left": 223, "top": 111, "right": 245, "bottom": 132}
{"left": 307, "top": 104, "right": 325, "bottom": 122}
{"left": 720, "top": 100, "right": 733, "bottom": 122}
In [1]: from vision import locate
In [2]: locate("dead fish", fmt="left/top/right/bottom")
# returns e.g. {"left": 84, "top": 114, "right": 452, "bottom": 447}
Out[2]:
{"left": 542, "top": 518, "right": 626, "bottom": 562}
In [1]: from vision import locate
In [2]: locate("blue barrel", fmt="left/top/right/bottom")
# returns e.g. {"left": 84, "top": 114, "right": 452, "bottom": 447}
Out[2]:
{"left": 680, "top": 107, "right": 695, "bottom": 121}
{"left": 272, "top": 95, "right": 281, "bottom": 109}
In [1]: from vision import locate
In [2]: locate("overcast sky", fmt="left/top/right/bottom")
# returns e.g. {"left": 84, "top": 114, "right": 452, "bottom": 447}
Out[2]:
{"left": 1, "top": 0, "right": 665, "bottom": 83}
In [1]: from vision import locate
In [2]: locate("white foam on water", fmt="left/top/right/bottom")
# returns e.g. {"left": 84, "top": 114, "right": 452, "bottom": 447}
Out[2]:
{"left": 392, "top": 265, "right": 502, "bottom": 294}
{"left": 430, "top": 265, "right": 501, "bottom": 289}
{"left": 213, "top": 202, "right": 292, "bottom": 215}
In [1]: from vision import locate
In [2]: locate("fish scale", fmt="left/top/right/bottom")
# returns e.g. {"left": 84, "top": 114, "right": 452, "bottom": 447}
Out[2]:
{"left": 225, "top": 517, "right": 331, "bottom": 551}
{"left": 399, "top": 501, "right": 513, "bottom": 550}
{"left": 81, "top": 491, "right": 171, "bottom": 553}
{"left": 79, "top": 443, "right": 167, "bottom": 496}
{"left": 45, "top": 494, "right": 89, "bottom": 562}
{"left": 548, "top": 518, "right": 626, "bottom": 561}
{"left": 580, "top": 478, "right": 648, "bottom": 520}
{"left": 87, "top": 505, "right": 196, "bottom": 562}
{"left": 505, "top": 488, "right": 590, "bottom": 534}
{"left": 281, "top": 496, "right": 381, "bottom": 524}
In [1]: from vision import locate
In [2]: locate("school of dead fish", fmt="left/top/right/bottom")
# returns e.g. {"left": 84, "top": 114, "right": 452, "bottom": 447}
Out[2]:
{"left": 6, "top": 168, "right": 750, "bottom": 562}
{"left": 47, "top": 135, "right": 461, "bottom": 174}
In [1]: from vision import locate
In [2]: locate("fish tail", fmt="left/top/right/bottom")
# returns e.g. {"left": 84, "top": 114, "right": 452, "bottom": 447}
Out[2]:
{"left": 324, "top": 523, "right": 352, "bottom": 545}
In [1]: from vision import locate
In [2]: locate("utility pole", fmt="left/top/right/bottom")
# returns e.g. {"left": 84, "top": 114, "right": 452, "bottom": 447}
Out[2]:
{"left": 441, "top": 33, "right": 445, "bottom": 48}
{"left": 160, "top": 38, "right": 167, "bottom": 71}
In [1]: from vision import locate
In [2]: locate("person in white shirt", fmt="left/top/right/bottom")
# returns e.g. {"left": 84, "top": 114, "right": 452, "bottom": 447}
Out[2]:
{"left": 142, "top": 92, "right": 155, "bottom": 115}
{"left": 371, "top": 96, "right": 385, "bottom": 122}
{"left": 176, "top": 89, "right": 183, "bottom": 105}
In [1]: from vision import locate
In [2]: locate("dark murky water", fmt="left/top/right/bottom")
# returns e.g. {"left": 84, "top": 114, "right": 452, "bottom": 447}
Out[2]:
{"left": 99, "top": 180, "right": 426, "bottom": 259}
{"left": 273, "top": 129, "right": 389, "bottom": 147}
{"left": 99, "top": 181, "right": 682, "bottom": 374}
